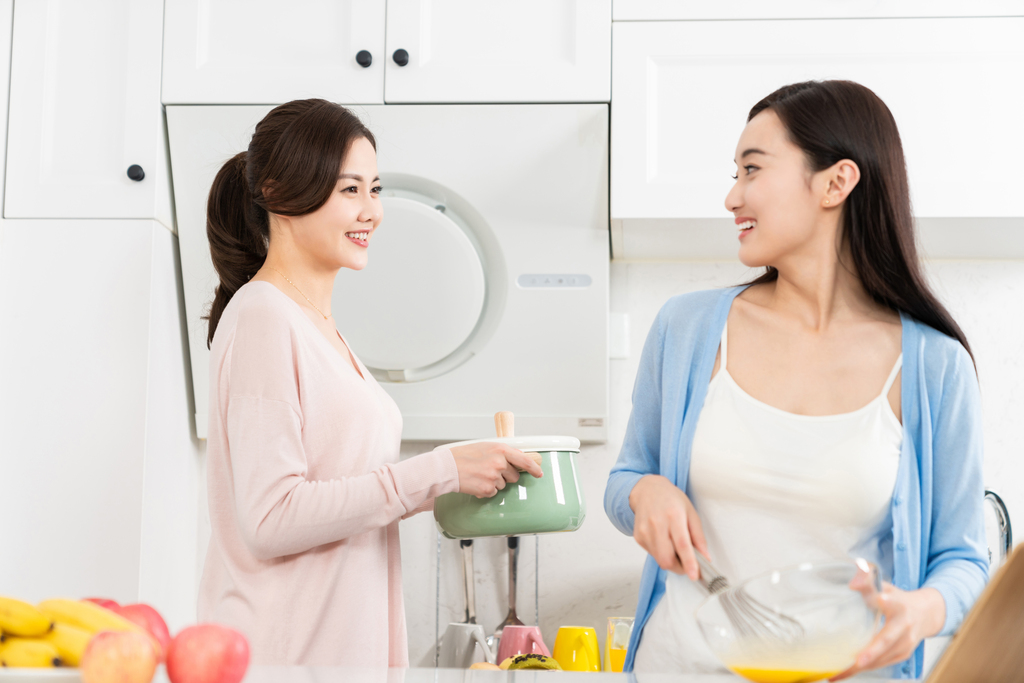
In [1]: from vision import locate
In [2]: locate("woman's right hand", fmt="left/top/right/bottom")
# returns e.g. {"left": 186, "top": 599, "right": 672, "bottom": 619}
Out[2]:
{"left": 449, "top": 442, "right": 544, "bottom": 499}
{"left": 629, "top": 474, "right": 709, "bottom": 581}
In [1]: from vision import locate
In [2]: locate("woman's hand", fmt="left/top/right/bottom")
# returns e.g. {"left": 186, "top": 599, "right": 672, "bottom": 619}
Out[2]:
{"left": 629, "top": 474, "right": 709, "bottom": 581}
{"left": 831, "top": 584, "right": 945, "bottom": 680}
{"left": 449, "top": 442, "right": 544, "bottom": 498}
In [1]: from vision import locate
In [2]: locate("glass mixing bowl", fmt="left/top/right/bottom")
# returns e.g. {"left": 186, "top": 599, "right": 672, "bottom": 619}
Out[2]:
{"left": 694, "top": 559, "right": 882, "bottom": 683}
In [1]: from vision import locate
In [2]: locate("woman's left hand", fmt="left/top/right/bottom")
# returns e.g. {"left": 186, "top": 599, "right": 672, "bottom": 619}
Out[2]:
{"left": 831, "top": 584, "right": 945, "bottom": 680}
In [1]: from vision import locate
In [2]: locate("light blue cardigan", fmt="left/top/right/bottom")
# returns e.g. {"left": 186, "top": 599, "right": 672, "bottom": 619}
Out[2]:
{"left": 604, "top": 286, "right": 989, "bottom": 678}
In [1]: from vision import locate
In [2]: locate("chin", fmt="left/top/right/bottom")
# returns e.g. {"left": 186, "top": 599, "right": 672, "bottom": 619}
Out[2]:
{"left": 737, "top": 247, "right": 769, "bottom": 269}
{"left": 338, "top": 253, "right": 369, "bottom": 271}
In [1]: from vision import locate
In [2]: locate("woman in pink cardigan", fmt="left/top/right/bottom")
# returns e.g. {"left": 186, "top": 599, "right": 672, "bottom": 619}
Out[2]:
{"left": 196, "top": 99, "right": 542, "bottom": 667}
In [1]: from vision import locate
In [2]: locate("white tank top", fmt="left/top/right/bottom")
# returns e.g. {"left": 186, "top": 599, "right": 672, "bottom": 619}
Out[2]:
{"left": 634, "top": 323, "right": 903, "bottom": 674}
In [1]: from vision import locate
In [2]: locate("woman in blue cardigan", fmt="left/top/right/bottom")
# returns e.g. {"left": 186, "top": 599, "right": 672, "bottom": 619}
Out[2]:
{"left": 605, "top": 80, "right": 987, "bottom": 679}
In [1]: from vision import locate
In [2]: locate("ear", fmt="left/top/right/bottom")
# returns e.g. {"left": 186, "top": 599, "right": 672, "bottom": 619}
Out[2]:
{"left": 822, "top": 159, "right": 861, "bottom": 209}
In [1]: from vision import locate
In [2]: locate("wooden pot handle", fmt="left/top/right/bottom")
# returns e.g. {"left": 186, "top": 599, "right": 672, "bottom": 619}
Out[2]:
{"left": 494, "top": 411, "right": 514, "bottom": 438}
{"left": 495, "top": 411, "right": 542, "bottom": 471}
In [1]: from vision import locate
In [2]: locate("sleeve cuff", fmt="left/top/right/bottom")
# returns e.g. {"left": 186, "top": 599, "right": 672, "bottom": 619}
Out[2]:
{"left": 606, "top": 471, "right": 646, "bottom": 536}
{"left": 390, "top": 446, "right": 460, "bottom": 515}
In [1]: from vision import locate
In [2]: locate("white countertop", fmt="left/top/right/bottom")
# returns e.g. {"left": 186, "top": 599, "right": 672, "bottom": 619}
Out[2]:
{"left": 0, "top": 665, "right": 910, "bottom": 683}
{"left": 210, "top": 666, "right": 909, "bottom": 683}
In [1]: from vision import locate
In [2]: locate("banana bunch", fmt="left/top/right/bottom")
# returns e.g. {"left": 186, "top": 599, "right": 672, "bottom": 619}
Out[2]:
{"left": 0, "top": 636, "right": 62, "bottom": 667}
{"left": 0, "top": 597, "right": 61, "bottom": 667}
{"left": 0, "top": 596, "right": 143, "bottom": 668}
{"left": 0, "top": 596, "right": 53, "bottom": 637}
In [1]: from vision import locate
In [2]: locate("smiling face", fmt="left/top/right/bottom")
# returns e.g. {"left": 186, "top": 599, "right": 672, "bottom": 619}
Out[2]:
{"left": 724, "top": 110, "right": 834, "bottom": 269}
{"left": 276, "top": 136, "right": 383, "bottom": 272}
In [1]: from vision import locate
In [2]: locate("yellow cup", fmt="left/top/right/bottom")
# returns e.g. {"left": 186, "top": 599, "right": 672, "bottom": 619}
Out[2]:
{"left": 553, "top": 626, "right": 600, "bottom": 672}
{"left": 603, "top": 616, "right": 633, "bottom": 673}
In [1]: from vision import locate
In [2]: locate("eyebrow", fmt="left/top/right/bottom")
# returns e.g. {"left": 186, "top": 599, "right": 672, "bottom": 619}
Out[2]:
{"left": 338, "top": 174, "right": 381, "bottom": 182}
{"left": 735, "top": 148, "right": 769, "bottom": 162}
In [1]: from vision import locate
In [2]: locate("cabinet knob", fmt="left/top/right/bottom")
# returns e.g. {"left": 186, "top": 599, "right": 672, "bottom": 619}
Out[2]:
{"left": 355, "top": 50, "right": 372, "bottom": 68}
{"left": 127, "top": 165, "right": 145, "bottom": 182}
{"left": 392, "top": 49, "right": 409, "bottom": 67}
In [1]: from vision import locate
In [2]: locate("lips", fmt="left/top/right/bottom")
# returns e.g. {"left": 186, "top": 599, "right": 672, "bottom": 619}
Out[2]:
{"left": 734, "top": 217, "right": 756, "bottom": 238}
{"left": 345, "top": 230, "right": 370, "bottom": 247}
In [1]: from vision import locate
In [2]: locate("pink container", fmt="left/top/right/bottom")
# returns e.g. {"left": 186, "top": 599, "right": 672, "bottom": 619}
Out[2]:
{"left": 497, "top": 625, "right": 550, "bottom": 662}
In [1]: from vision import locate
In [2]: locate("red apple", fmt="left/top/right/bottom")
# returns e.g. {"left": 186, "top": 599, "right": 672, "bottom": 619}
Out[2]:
{"left": 80, "top": 630, "right": 158, "bottom": 683}
{"left": 114, "top": 604, "right": 171, "bottom": 663}
{"left": 166, "top": 624, "right": 249, "bottom": 683}
{"left": 84, "top": 597, "right": 121, "bottom": 610}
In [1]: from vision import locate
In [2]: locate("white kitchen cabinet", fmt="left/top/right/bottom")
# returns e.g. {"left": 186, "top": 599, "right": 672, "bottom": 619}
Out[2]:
{"left": 0, "top": 0, "right": 11, "bottom": 205}
{"left": 0, "top": 219, "right": 203, "bottom": 627}
{"left": 161, "top": 0, "right": 610, "bottom": 105}
{"left": 161, "top": 0, "right": 386, "bottom": 105}
{"left": 613, "top": 0, "right": 1024, "bottom": 21}
{"left": 383, "top": 0, "right": 610, "bottom": 103}
{"left": 610, "top": 18, "right": 1024, "bottom": 259}
{"left": 0, "top": 221, "right": 154, "bottom": 602}
{"left": 4, "top": 0, "right": 171, "bottom": 226}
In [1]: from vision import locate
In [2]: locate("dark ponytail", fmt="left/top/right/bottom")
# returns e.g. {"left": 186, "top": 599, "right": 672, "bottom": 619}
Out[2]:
{"left": 744, "top": 80, "right": 973, "bottom": 363}
{"left": 204, "top": 99, "right": 376, "bottom": 346}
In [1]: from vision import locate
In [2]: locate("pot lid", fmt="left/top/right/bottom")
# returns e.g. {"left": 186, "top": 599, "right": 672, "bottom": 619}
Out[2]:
{"left": 440, "top": 435, "right": 580, "bottom": 453}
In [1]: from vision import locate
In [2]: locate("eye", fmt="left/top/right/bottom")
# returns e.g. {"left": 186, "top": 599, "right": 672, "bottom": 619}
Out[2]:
{"left": 731, "top": 164, "right": 760, "bottom": 180}
{"left": 342, "top": 185, "right": 359, "bottom": 193}
{"left": 372, "top": 185, "right": 383, "bottom": 194}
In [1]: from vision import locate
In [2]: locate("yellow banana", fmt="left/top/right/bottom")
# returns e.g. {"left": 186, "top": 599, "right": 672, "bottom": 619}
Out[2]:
{"left": 39, "top": 622, "right": 94, "bottom": 666}
{"left": 0, "top": 637, "right": 61, "bottom": 667}
{"left": 37, "top": 598, "right": 138, "bottom": 635}
{"left": 0, "top": 596, "right": 53, "bottom": 637}
{"left": 38, "top": 599, "right": 162, "bottom": 660}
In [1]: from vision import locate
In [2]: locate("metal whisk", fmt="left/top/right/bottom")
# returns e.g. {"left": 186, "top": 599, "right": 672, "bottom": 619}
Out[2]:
{"left": 695, "top": 553, "right": 804, "bottom": 643}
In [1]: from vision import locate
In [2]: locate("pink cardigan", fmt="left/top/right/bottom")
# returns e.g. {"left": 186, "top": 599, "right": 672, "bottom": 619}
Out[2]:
{"left": 198, "top": 281, "right": 460, "bottom": 666}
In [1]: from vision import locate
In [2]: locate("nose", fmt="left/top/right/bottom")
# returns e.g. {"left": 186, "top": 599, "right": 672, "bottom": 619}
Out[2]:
{"left": 359, "top": 192, "right": 381, "bottom": 225}
{"left": 724, "top": 180, "right": 743, "bottom": 214}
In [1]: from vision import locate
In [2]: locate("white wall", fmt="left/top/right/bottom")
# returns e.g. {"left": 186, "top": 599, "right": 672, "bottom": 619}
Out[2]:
{"left": 399, "top": 259, "right": 1024, "bottom": 666}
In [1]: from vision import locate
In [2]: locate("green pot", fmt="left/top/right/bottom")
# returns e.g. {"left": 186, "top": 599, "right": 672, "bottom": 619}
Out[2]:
{"left": 434, "top": 436, "right": 585, "bottom": 539}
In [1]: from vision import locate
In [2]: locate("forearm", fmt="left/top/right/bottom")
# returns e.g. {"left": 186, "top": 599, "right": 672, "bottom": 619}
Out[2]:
{"left": 915, "top": 586, "right": 946, "bottom": 639}
{"left": 241, "top": 449, "right": 458, "bottom": 559}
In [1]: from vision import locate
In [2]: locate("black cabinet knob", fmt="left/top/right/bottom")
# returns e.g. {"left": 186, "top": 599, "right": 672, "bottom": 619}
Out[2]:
{"left": 392, "top": 49, "right": 409, "bottom": 67}
{"left": 127, "top": 165, "right": 145, "bottom": 181}
{"left": 355, "top": 50, "right": 372, "bottom": 68}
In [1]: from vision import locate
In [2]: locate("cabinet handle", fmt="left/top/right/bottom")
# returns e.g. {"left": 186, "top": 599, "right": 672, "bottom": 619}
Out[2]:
{"left": 355, "top": 50, "right": 372, "bottom": 68}
{"left": 392, "top": 49, "right": 409, "bottom": 67}
{"left": 127, "top": 165, "right": 145, "bottom": 182}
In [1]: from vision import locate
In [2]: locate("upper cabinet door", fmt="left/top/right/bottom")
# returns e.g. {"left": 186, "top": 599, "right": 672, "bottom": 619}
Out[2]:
{"left": 611, "top": 18, "right": 1024, "bottom": 221}
{"left": 613, "top": 0, "right": 1024, "bottom": 20}
{"left": 5, "top": 0, "right": 171, "bottom": 225}
{"left": 162, "top": 0, "right": 386, "bottom": 104}
{"left": 384, "top": 0, "right": 611, "bottom": 103}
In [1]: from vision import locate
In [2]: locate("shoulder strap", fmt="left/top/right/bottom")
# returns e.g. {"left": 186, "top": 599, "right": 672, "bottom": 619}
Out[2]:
{"left": 720, "top": 321, "right": 729, "bottom": 371}
{"left": 882, "top": 353, "right": 903, "bottom": 397}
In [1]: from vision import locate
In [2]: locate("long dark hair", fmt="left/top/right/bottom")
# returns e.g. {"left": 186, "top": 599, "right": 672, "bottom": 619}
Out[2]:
{"left": 744, "top": 80, "right": 972, "bottom": 362}
{"left": 204, "top": 98, "right": 376, "bottom": 346}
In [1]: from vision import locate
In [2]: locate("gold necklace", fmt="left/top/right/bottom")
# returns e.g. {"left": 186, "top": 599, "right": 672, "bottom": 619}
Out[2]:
{"left": 269, "top": 267, "right": 332, "bottom": 320}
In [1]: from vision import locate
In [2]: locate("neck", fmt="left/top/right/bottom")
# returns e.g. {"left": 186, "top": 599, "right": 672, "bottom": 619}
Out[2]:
{"left": 261, "top": 245, "right": 337, "bottom": 319}
{"left": 766, "top": 230, "right": 876, "bottom": 331}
